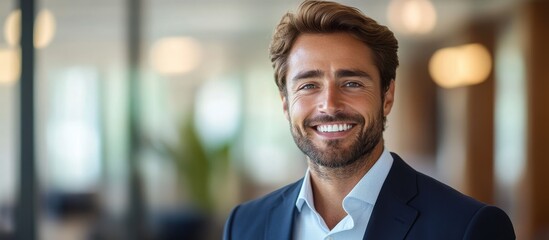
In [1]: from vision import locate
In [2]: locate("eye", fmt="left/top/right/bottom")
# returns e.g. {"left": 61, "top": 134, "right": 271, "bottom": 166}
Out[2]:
{"left": 299, "top": 83, "right": 317, "bottom": 90}
{"left": 344, "top": 81, "right": 362, "bottom": 88}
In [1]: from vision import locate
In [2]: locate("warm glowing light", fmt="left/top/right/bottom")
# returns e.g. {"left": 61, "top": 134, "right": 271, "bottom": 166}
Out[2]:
{"left": 4, "top": 8, "right": 56, "bottom": 48}
{"left": 460, "top": 44, "right": 492, "bottom": 84}
{"left": 4, "top": 9, "right": 21, "bottom": 46}
{"left": 429, "top": 43, "right": 492, "bottom": 88}
{"left": 0, "top": 48, "right": 21, "bottom": 85}
{"left": 387, "top": 0, "right": 437, "bottom": 34}
{"left": 35, "top": 9, "right": 56, "bottom": 48}
{"left": 150, "top": 37, "right": 202, "bottom": 75}
{"left": 429, "top": 47, "right": 461, "bottom": 88}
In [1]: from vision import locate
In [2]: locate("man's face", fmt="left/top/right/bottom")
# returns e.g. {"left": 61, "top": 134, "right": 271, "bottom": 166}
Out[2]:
{"left": 282, "top": 33, "right": 395, "bottom": 168}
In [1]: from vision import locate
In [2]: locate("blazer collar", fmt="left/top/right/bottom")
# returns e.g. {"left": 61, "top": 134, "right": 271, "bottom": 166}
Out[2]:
{"left": 265, "top": 179, "right": 302, "bottom": 240}
{"left": 363, "top": 153, "right": 419, "bottom": 240}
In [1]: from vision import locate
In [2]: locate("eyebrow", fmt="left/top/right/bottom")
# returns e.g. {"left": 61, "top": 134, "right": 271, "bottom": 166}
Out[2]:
{"left": 291, "top": 70, "right": 323, "bottom": 82}
{"left": 290, "top": 69, "right": 373, "bottom": 83}
{"left": 335, "top": 69, "right": 373, "bottom": 80}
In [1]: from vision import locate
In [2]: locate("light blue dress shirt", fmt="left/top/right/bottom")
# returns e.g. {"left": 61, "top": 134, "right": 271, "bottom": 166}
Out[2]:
{"left": 293, "top": 148, "right": 394, "bottom": 240}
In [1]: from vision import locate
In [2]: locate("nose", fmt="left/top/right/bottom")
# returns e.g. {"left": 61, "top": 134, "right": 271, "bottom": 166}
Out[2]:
{"left": 318, "top": 83, "right": 343, "bottom": 114}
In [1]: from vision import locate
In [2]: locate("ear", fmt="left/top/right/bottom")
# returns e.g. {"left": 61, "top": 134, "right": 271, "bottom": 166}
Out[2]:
{"left": 383, "top": 80, "right": 395, "bottom": 117}
{"left": 280, "top": 91, "right": 290, "bottom": 121}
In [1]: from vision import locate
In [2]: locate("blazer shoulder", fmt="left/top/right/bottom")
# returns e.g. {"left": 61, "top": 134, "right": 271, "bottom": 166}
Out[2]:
{"left": 223, "top": 178, "right": 302, "bottom": 240}
{"left": 415, "top": 170, "right": 484, "bottom": 208}
{"left": 237, "top": 178, "right": 302, "bottom": 213}
{"left": 463, "top": 205, "right": 516, "bottom": 240}
{"left": 411, "top": 167, "right": 489, "bottom": 224}
{"left": 395, "top": 157, "right": 515, "bottom": 238}
{"left": 390, "top": 153, "right": 484, "bottom": 211}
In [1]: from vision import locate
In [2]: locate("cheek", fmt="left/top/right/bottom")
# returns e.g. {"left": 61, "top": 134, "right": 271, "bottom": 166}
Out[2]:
{"left": 288, "top": 95, "right": 312, "bottom": 124}
{"left": 361, "top": 90, "right": 380, "bottom": 105}
{"left": 347, "top": 92, "right": 383, "bottom": 121}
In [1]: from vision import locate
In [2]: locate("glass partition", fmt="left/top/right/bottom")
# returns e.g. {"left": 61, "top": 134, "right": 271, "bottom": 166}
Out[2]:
{"left": 36, "top": 0, "right": 128, "bottom": 239}
{"left": 0, "top": 1, "right": 19, "bottom": 238}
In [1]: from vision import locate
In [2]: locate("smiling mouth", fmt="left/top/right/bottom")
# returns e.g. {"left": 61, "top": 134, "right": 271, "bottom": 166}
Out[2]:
{"left": 316, "top": 123, "right": 355, "bottom": 133}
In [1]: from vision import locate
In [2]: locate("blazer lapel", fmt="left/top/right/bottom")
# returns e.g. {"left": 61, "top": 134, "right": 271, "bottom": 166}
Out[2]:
{"left": 265, "top": 179, "right": 301, "bottom": 240}
{"left": 363, "top": 153, "right": 419, "bottom": 240}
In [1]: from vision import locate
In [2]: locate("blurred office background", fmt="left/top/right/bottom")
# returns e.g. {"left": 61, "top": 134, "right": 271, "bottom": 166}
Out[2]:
{"left": 0, "top": 0, "right": 548, "bottom": 239}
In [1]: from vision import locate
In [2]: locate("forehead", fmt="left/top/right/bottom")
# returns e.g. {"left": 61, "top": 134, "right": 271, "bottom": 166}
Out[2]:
{"left": 286, "top": 33, "right": 379, "bottom": 80}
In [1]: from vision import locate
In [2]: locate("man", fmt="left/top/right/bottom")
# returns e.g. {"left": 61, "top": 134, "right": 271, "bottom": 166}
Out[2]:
{"left": 224, "top": 1, "right": 516, "bottom": 239}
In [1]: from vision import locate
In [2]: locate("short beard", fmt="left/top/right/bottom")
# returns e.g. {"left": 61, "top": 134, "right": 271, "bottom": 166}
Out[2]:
{"left": 290, "top": 109, "right": 385, "bottom": 169}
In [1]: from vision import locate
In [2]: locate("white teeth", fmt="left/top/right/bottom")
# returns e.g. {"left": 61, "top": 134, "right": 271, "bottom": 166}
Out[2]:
{"left": 317, "top": 124, "right": 353, "bottom": 133}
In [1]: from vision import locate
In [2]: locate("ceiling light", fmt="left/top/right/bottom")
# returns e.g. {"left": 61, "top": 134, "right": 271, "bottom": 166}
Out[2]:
{"left": 0, "top": 48, "right": 20, "bottom": 85}
{"left": 387, "top": 0, "right": 437, "bottom": 35}
{"left": 150, "top": 37, "right": 202, "bottom": 76}
{"left": 4, "top": 9, "right": 20, "bottom": 46}
{"left": 35, "top": 9, "right": 56, "bottom": 48}
{"left": 429, "top": 43, "right": 492, "bottom": 88}
{"left": 3, "top": 8, "right": 56, "bottom": 48}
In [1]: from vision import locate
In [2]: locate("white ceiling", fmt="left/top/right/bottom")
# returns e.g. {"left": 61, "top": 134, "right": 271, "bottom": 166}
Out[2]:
{"left": 36, "top": 0, "right": 521, "bottom": 42}
{"left": 0, "top": 0, "right": 523, "bottom": 71}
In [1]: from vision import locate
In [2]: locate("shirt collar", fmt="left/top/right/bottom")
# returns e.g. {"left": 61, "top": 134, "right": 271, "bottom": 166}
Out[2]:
{"left": 296, "top": 169, "right": 314, "bottom": 212}
{"left": 295, "top": 148, "right": 394, "bottom": 213}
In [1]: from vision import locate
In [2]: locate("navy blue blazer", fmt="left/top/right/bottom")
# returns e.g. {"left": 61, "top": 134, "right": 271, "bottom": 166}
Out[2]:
{"left": 223, "top": 153, "right": 515, "bottom": 239}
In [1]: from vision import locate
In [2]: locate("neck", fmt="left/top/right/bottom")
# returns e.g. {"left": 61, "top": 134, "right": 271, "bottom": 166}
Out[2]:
{"left": 308, "top": 141, "right": 384, "bottom": 229}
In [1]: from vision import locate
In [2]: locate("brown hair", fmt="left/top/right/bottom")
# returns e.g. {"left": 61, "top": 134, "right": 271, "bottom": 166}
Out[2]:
{"left": 269, "top": 0, "right": 399, "bottom": 95}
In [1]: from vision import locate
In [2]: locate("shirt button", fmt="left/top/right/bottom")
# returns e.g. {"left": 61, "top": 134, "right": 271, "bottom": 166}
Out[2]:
{"left": 326, "top": 237, "right": 334, "bottom": 240}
